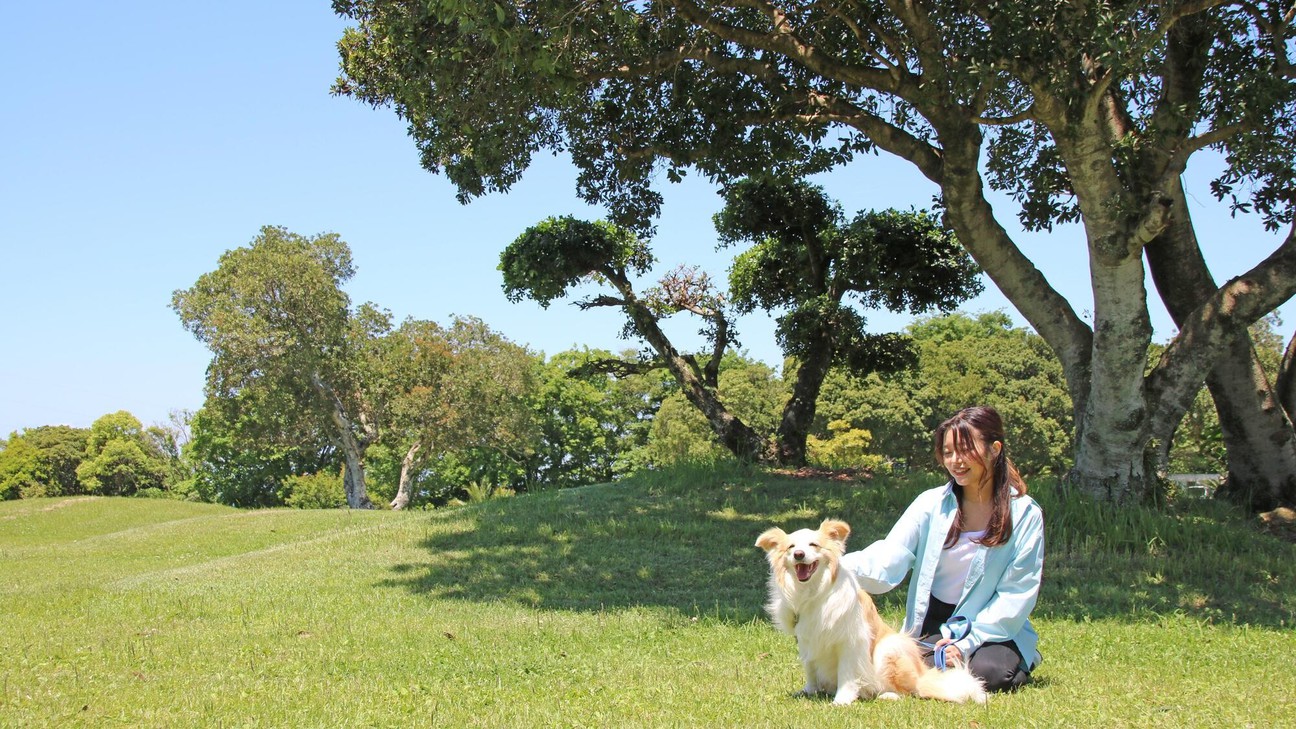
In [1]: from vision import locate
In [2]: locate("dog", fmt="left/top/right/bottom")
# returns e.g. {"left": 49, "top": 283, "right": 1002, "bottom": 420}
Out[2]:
{"left": 756, "top": 519, "right": 987, "bottom": 705}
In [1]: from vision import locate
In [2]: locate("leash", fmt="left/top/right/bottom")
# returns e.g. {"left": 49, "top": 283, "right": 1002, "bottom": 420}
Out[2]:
{"left": 919, "top": 616, "right": 971, "bottom": 671}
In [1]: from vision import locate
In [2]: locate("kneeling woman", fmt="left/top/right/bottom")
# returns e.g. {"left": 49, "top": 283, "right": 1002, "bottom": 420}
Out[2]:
{"left": 842, "top": 405, "right": 1044, "bottom": 691}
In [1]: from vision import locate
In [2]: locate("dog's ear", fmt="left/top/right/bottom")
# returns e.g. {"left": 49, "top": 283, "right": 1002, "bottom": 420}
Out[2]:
{"left": 819, "top": 519, "right": 851, "bottom": 545}
{"left": 755, "top": 527, "right": 787, "bottom": 552}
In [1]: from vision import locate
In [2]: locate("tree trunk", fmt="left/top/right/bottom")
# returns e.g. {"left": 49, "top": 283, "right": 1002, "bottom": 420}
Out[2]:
{"left": 1278, "top": 335, "right": 1296, "bottom": 423}
{"left": 608, "top": 271, "right": 773, "bottom": 463}
{"left": 937, "top": 131, "right": 1159, "bottom": 501}
{"left": 1067, "top": 249, "right": 1155, "bottom": 503}
{"left": 390, "top": 441, "right": 422, "bottom": 510}
{"left": 1145, "top": 184, "right": 1296, "bottom": 511}
{"left": 310, "top": 372, "right": 374, "bottom": 509}
{"left": 1068, "top": 416, "right": 1150, "bottom": 503}
{"left": 775, "top": 331, "right": 836, "bottom": 466}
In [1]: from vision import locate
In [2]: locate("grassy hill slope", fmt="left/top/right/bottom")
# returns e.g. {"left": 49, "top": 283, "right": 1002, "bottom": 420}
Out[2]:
{"left": 2, "top": 465, "right": 1292, "bottom": 727}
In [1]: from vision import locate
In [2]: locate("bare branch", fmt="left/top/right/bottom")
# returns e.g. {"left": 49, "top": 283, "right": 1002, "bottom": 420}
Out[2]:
{"left": 973, "top": 105, "right": 1037, "bottom": 126}
{"left": 575, "top": 294, "right": 627, "bottom": 310}
{"left": 1162, "top": 123, "right": 1246, "bottom": 177}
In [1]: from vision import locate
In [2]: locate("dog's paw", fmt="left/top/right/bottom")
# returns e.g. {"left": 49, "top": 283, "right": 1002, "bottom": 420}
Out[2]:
{"left": 877, "top": 691, "right": 903, "bottom": 701}
{"left": 831, "top": 689, "right": 860, "bottom": 705}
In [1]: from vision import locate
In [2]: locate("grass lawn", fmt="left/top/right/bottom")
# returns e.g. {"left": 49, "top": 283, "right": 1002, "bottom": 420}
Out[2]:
{"left": 1, "top": 465, "right": 1292, "bottom": 727}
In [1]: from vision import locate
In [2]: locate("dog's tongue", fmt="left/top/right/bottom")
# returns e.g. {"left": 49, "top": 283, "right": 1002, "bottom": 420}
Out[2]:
{"left": 795, "top": 562, "right": 816, "bottom": 581}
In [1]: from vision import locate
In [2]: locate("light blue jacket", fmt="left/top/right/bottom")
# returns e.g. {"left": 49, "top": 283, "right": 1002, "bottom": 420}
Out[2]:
{"left": 841, "top": 483, "right": 1044, "bottom": 669}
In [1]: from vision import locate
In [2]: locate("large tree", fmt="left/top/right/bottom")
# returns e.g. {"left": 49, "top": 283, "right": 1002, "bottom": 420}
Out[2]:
{"left": 334, "top": 1, "right": 1296, "bottom": 506}
{"left": 173, "top": 226, "right": 382, "bottom": 509}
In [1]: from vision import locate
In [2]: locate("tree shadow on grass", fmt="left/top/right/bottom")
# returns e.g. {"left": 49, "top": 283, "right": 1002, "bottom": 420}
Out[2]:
{"left": 376, "top": 469, "right": 910, "bottom": 621}
{"left": 377, "top": 470, "right": 1296, "bottom": 629}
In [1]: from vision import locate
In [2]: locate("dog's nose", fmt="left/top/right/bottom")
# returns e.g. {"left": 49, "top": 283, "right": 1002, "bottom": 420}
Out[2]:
{"left": 792, "top": 549, "right": 805, "bottom": 561}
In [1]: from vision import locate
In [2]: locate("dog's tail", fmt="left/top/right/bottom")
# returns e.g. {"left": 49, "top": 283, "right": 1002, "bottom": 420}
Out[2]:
{"left": 915, "top": 665, "right": 988, "bottom": 705}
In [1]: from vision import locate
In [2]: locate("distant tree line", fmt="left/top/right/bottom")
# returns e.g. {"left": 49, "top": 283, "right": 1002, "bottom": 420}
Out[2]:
{"left": 7, "top": 304, "right": 1279, "bottom": 507}
{"left": 0, "top": 411, "right": 188, "bottom": 501}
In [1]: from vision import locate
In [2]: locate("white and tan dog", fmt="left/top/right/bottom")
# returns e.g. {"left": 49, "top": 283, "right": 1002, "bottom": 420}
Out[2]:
{"left": 756, "top": 519, "right": 986, "bottom": 705}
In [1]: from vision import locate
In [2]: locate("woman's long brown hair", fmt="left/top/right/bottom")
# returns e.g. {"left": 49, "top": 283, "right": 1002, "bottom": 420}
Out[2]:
{"left": 934, "top": 406, "right": 1027, "bottom": 549}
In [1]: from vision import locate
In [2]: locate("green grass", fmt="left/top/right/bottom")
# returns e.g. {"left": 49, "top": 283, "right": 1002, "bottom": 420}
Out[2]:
{"left": 2, "top": 465, "right": 1293, "bottom": 727}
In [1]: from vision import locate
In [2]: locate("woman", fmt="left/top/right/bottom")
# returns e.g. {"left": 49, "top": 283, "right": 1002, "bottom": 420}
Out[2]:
{"left": 841, "top": 405, "right": 1044, "bottom": 692}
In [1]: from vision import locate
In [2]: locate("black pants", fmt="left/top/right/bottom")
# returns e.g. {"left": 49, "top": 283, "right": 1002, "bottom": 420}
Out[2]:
{"left": 918, "top": 596, "right": 1032, "bottom": 693}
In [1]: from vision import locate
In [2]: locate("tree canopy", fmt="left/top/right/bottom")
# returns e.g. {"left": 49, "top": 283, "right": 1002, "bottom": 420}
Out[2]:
{"left": 334, "top": 0, "right": 1296, "bottom": 507}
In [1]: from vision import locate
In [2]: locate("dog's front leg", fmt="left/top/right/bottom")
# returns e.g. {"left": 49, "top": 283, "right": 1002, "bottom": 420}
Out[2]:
{"left": 831, "top": 655, "right": 862, "bottom": 705}
{"left": 798, "top": 659, "right": 819, "bottom": 697}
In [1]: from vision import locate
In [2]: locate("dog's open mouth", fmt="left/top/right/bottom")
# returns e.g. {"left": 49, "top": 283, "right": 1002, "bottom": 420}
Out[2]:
{"left": 795, "top": 561, "right": 818, "bottom": 582}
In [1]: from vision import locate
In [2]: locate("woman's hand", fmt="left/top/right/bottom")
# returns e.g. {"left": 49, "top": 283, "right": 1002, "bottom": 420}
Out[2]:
{"left": 933, "top": 637, "right": 964, "bottom": 666}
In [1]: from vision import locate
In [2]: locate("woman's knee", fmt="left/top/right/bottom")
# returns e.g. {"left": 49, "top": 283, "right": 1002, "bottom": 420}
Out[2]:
{"left": 968, "top": 643, "right": 1030, "bottom": 693}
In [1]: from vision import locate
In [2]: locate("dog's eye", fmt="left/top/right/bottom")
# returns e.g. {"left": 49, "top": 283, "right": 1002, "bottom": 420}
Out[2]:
{"left": 809, "top": 542, "right": 819, "bottom": 548}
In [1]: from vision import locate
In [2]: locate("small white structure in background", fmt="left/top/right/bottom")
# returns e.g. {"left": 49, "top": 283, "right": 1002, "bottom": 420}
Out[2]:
{"left": 1166, "top": 473, "right": 1221, "bottom": 499}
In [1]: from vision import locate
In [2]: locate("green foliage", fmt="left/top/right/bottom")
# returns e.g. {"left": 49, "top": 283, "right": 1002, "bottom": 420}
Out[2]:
{"left": 75, "top": 412, "right": 169, "bottom": 497}
{"left": 639, "top": 356, "right": 785, "bottom": 467}
{"left": 720, "top": 179, "right": 981, "bottom": 375}
{"left": 172, "top": 226, "right": 358, "bottom": 389}
{"left": 462, "top": 479, "right": 514, "bottom": 504}
{"left": 365, "top": 316, "right": 542, "bottom": 509}
{"left": 434, "top": 316, "right": 540, "bottom": 487}
{"left": 910, "top": 313, "right": 1073, "bottom": 476}
{"left": 281, "top": 469, "right": 347, "bottom": 509}
{"left": 172, "top": 226, "right": 378, "bottom": 456}
{"left": 187, "top": 404, "right": 335, "bottom": 508}
{"left": 813, "top": 312, "right": 1073, "bottom": 476}
{"left": 531, "top": 348, "right": 669, "bottom": 488}
{"left": 641, "top": 393, "right": 733, "bottom": 467}
{"left": 0, "top": 425, "right": 89, "bottom": 499}
{"left": 499, "top": 217, "right": 653, "bottom": 306}
{"left": 807, "top": 419, "right": 886, "bottom": 471}
{"left": 335, "top": 2, "right": 1294, "bottom": 231}
{"left": 174, "top": 226, "right": 398, "bottom": 509}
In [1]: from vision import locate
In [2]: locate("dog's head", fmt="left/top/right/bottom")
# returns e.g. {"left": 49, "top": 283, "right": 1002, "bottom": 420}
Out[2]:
{"left": 755, "top": 519, "right": 851, "bottom": 587}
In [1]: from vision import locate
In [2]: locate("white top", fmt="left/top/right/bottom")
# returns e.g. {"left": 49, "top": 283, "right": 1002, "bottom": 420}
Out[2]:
{"left": 931, "top": 529, "right": 986, "bottom": 604}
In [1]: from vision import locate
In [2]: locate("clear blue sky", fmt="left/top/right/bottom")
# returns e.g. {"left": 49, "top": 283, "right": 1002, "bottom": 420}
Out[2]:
{"left": 2, "top": 1, "right": 1290, "bottom": 438}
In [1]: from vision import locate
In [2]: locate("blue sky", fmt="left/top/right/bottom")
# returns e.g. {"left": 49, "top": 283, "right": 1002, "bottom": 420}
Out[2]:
{"left": 2, "top": 1, "right": 1291, "bottom": 438}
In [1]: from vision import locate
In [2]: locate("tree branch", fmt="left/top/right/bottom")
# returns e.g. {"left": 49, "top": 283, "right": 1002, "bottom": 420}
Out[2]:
{"left": 1162, "top": 123, "right": 1246, "bottom": 177}
{"left": 973, "top": 105, "right": 1037, "bottom": 126}
{"left": 1146, "top": 221, "right": 1296, "bottom": 434}
{"left": 666, "top": 0, "right": 903, "bottom": 92}
{"left": 817, "top": 0, "right": 902, "bottom": 76}
{"left": 570, "top": 357, "right": 667, "bottom": 378}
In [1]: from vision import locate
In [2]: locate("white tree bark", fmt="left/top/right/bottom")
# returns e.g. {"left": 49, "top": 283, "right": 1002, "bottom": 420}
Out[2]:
{"left": 390, "top": 441, "right": 422, "bottom": 510}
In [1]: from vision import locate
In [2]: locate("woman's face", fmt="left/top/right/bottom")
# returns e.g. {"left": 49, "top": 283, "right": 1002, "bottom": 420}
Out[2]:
{"left": 941, "top": 427, "right": 996, "bottom": 490}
